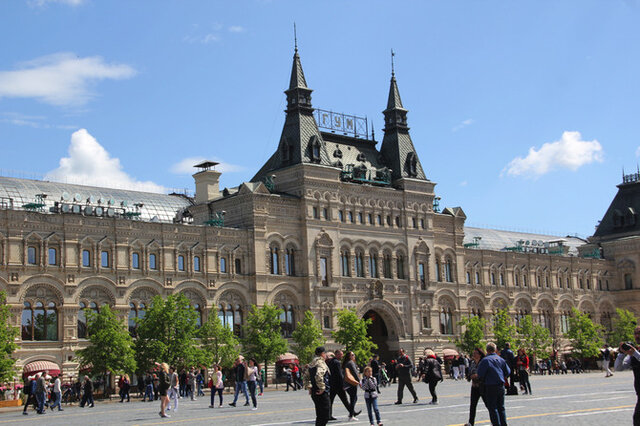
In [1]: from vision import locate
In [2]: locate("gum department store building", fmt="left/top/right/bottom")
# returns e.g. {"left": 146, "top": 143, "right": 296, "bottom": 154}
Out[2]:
{"left": 1, "top": 47, "right": 638, "bottom": 378}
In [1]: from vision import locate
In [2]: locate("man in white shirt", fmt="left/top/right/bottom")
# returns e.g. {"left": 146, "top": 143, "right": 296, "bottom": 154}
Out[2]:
{"left": 50, "top": 375, "right": 63, "bottom": 411}
{"left": 167, "top": 367, "right": 179, "bottom": 413}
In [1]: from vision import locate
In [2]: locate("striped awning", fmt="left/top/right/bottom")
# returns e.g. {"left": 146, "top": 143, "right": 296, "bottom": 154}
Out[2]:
{"left": 23, "top": 360, "right": 61, "bottom": 377}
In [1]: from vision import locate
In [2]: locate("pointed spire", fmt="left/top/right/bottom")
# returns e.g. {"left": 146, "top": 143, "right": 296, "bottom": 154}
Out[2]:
{"left": 288, "top": 24, "right": 308, "bottom": 90}
{"left": 386, "top": 49, "right": 404, "bottom": 111}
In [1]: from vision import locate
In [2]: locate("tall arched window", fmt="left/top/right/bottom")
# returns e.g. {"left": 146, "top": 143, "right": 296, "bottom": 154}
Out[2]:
{"left": 27, "top": 246, "right": 37, "bottom": 265}
{"left": 440, "top": 307, "right": 453, "bottom": 335}
{"left": 178, "top": 255, "right": 185, "bottom": 271}
{"left": 383, "top": 254, "right": 392, "bottom": 279}
{"left": 369, "top": 250, "right": 378, "bottom": 278}
{"left": 340, "top": 250, "right": 350, "bottom": 277}
{"left": 280, "top": 305, "right": 295, "bottom": 338}
{"left": 22, "top": 301, "right": 58, "bottom": 341}
{"left": 219, "top": 304, "right": 243, "bottom": 337}
{"left": 419, "top": 263, "right": 426, "bottom": 289}
{"left": 475, "top": 271, "right": 481, "bottom": 284}
{"left": 270, "top": 246, "right": 279, "bottom": 275}
{"left": 131, "top": 252, "right": 140, "bottom": 269}
{"left": 234, "top": 258, "right": 241, "bottom": 274}
{"left": 149, "top": 253, "right": 157, "bottom": 270}
{"left": 354, "top": 251, "right": 364, "bottom": 277}
{"left": 48, "top": 247, "right": 57, "bottom": 266}
{"left": 78, "top": 302, "right": 88, "bottom": 339}
{"left": 445, "top": 258, "right": 453, "bottom": 282}
{"left": 285, "top": 247, "right": 295, "bottom": 276}
{"left": 194, "top": 256, "right": 201, "bottom": 272}
{"left": 396, "top": 254, "right": 405, "bottom": 279}
{"left": 220, "top": 256, "right": 227, "bottom": 273}
{"left": 128, "top": 302, "right": 146, "bottom": 336}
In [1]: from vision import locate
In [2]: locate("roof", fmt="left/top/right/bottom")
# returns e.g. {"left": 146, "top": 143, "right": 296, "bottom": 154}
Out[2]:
{"left": 0, "top": 177, "right": 192, "bottom": 223}
{"left": 463, "top": 226, "right": 587, "bottom": 256}
{"left": 593, "top": 175, "right": 640, "bottom": 239}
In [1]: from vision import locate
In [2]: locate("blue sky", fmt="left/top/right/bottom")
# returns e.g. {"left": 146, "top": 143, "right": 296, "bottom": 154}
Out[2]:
{"left": 1, "top": 0, "right": 638, "bottom": 237}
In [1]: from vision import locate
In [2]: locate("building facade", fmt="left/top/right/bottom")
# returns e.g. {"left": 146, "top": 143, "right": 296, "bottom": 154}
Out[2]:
{"left": 0, "top": 47, "right": 635, "bottom": 376}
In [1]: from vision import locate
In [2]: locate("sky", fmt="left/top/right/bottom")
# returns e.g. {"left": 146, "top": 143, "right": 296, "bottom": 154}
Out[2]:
{"left": 0, "top": 0, "right": 638, "bottom": 238}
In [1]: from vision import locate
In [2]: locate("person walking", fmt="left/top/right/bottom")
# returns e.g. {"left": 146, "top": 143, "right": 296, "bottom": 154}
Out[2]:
{"left": 452, "top": 355, "right": 461, "bottom": 380}
{"left": 394, "top": 348, "right": 418, "bottom": 405}
{"left": 143, "top": 373, "right": 154, "bottom": 402}
{"left": 602, "top": 344, "right": 613, "bottom": 377}
{"left": 258, "top": 365, "right": 265, "bottom": 396}
{"left": 33, "top": 373, "right": 47, "bottom": 414}
{"left": 614, "top": 325, "right": 640, "bottom": 425}
{"left": 79, "top": 376, "right": 94, "bottom": 408}
{"left": 464, "top": 347, "right": 486, "bottom": 426}
{"left": 187, "top": 369, "right": 196, "bottom": 401}
{"left": 308, "top": 346, "right": 331, "bottom": 426}
{"left": 328, "top": 350, "right": 354, "bottom": 421}
{"left": 119, "top": 374, "right": 131, "bottom": 403}
{"left": 157, "top": 362, "right": 171, "bottom": 418}
{"left": 360, "top": 366, "right": 383, "bottom": 426}
{"left": 499, "top": 343, "right": 517, "bottom": 394}
{"left": 229, "top": 356, "right": 250, "bottom": 407}
{"left": 209, "top": 365, "right": 224, "bottom": 408}
{"left": 343, "top": 351, "right": 361, "bottom": 421}
{"left": 477, "top": 342, "right": 510, "bottom": 426}
{"left": 167, "top": 367, "right": 179, "bottom": 413}
{"left": 247, "top": 358, "right": 259, "bottom": 410}
{"left": 50, "top": 375, "right": 63, "bottom": 411}
{"left": 422, "top": 349, "right": 443, "bottom": 405}
{"left": 516, "top": 349, "right": 532, "bottom": 395}
{"left": 22, "top": 375, "right": 37, "bottom": 415}
{"left": 284, "top": 364, "right": 295, "bottom": 391}
{"left": 370, "top": 355, "right": 381, "bottom": 393}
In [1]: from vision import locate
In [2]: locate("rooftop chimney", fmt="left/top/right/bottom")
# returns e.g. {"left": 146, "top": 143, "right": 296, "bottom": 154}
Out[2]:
{"left": 193, "top": 161, "right": 221, "bottom": 204}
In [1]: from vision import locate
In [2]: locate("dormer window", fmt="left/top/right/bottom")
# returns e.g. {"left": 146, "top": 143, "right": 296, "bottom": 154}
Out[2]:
{"left": 356, "top": 153, "right": 366, "bottom": 162}
{"left": 333, "top": 148, "right": 343, "bottom": 158}
{"left": 309, "top": 136, "right": 321, "bottom": 163}
{"left": 406, "top": 152, "right": 418, "bottom": 177}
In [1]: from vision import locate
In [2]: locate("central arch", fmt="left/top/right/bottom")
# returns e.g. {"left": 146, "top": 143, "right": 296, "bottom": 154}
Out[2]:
{"left": 357, "top": 300, "right": 403, "bottom": 363}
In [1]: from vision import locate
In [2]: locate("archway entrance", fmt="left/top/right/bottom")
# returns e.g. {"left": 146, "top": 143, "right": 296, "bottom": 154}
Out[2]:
{"left": 364, "top": 310, "right": 396, "bottom": 363}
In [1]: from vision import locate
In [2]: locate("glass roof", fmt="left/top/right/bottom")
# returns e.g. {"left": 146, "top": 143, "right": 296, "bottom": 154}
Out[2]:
{"left": 0, "top": 177, "right": 192, "bottom": 223}
{"left": 463, "top": 226, "right": 586, "bottom": 256}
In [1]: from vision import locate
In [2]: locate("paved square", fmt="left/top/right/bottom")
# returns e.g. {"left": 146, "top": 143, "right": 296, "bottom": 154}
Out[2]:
{"left": 2, "top": 371, "right": 637, "bottom": 425}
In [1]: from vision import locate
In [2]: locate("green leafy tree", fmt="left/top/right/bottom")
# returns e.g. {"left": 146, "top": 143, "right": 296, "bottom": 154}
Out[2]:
{"left": 608, "top": 308, "right": 638, "bottom": 347}
{"left": 134, "top": 294, "right": 201, "bottom": 372}
{"left": 76, "top": 305, "right": 136, "bottom": 391}
{"left": 566, "top": 307, "right": 604, "bottom": 360}
{"left": 241, "top": 304, "right": 288, "bottom": 386}
{"left": 292, "top": 311, "right": 325, "bottom": 365}
{"left": 0, "top": 291, "right": 18, "bottom": 382}
{"left": 333, "top": 309, "right": 377, "bottom": 365}
{"left": 514, "top": 315, "right": 553, "bottom": 362}
{"left": 491, "top": 308, "right": 517, "bottom": 350}
{"left": 198, "top": 313, "right": 240, "bottom": 369}
{"left": 453, "top": 315, "right": 486, "bottom": 355}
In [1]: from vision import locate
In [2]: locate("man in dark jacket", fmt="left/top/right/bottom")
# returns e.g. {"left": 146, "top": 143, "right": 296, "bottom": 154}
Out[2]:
{"left": 371, "top": 354, "right": 381, "bottom": 392}
{"left": 500, "top": 343, "right": 517, "bottom": 391}
{"left": 35, "top": 372, "right": 47, "bottom": 414}
{"left": 394, "top": 348, "right": 418, "bottom": 404}
{"left": 478, "top": 342, "right": 511, "bottom": 426}
{"left": 22, "top": 376, "right": 37, "bottom": 415}
{"left": 327, "top": 350, "right": 353, "bottom": 420}
{"left": 79, "top": 376, "right": 94, "bottom": 408}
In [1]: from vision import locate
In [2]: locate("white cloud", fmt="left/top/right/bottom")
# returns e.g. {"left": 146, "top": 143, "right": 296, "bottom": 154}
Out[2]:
{"left": 228, "top": 26, "right": 245, "bottom": 33}
{"left": 636, "top": 146, "right": 640, "bottom": 157}
{"left": 0, "top": 112, "right": 76, "bottom": 129}
{"left": 29, "top": 0, "right": 85, "bottom": 6}
{"left": 45, "top": 129, "right": 165, "bottom": 193}
{"left": 183, "top": 23, "right": 245, "bottom": 44}
{"left": 452, "top": 118, "right": 474, "bottom": 132}
{"left": 459, "top": 180, "right": 468, "bottom": 186}
{"left": 170, "top": 156, "right": 244, "bottom": 175}
{"left": 504, "top": 131, "right": 603, "bottom": 178}
{"left": 0, "top": 53, "right": 136, "bottom": 106}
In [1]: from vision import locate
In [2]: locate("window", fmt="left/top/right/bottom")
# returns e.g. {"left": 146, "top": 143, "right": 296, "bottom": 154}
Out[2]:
{"left": 626, "top": 273, "right": 633, "bottom": 290}
{"left": 178, "top": 255, "right": 185, "bottom": 271}
{"left": 606, "top": 280, "right": 610, "bottom": 290}
{"left": 475, "top": 272, "right": 480, "bottom": 284}
{"left": 130, "top": 252, "right": 139, "bottom": 269}
{"left": 27, "top": 246, "right": 37, "bottom": 265}
{"left": 422, "top": 316, "right": 430, "bottom": 329}
{"left": 323, "top": 315, "right": 331, "bottom": 329}
{"left": 466, "top": 271, "right": 471, "bottom": 284}
{"left": 285, "top": 248, "right": 295, "bottom": 276}
{"left": 586, "top": 278, "right": 591, "bottom": 290}
{"left": 22, "top": 301, "right": 57, "bottom": 341}
{"left": 436, "top": 262, "right": 442, "bottom": 282}
{"left": 560, "top": 311, "right": 571, "bottom": 333}
{"left": 445, "top": 259, "right": 453, "bottom": 282}
{"left": 355, "top": 252, "right": 364, "bottom": 277}
{"left": 313, "top": 207, "right": 319, "bottom": 219}
{"left": 523, "top": 274, "right": 528, "bottom": 287}
{"left": 82, "top": 249, "right": 91, "bottom": 267}
{"left": 420, "top": 218, "right": 425, "bottom": 229}
{"left": 194, "top": 256, "right": 201, "bottom": 272}
{"left": 383, "top": 254, "right": 392, "bottom": 279}
{"left": 149, "top": 254, "right": 157, "bottom": 270}
{"left": 78, "top": 302, "right": 88, "bottom": 339}
{"left": 101, "top": 250, "right": 109, "bottom": 268}
{"left": 320, "top": 257, "right": 328, "bottom": 286}
{"left": 386, "top": 215, "right": 391, "bottom": 226}
{"left": 598, "top": 279, "right": 603, "bottom": 291}
{"left": 220, "top": 256, "right": 228, "bottom": 273}
{"left": 491, "top": 272, "right": 496, "bottom": 285}
{"left": 341, "top": 250, "right": 350, "bottom": 277}
{"left": 348, "top": 211, "right": 354, "bottom": 223}
{"left": 499, "top": 273, "right": 505, "bottom": 286}
{"left": 515, "top": 273, "right": 520, "bottom": 287}
{"left": 377, "top": 215, "right": 382, "bottom": 225}
{"left": 234, "top": 258, "right": 241, "bottom": 274}
{"left": 280, "top": 305, "right": 295, "bottom": 338}
{"left": 419, "top": 263, "right": 426, "bottom": 289}
{"left": 412, "top": 217, "right": 417, "bottom": 228}
{"left": 368, "top": 214, "right": 373, "bottom": 224}
{"left": 218, "top": 304, "right": 243, "bottom": 337}
{"left": 537, "top": 275, "right": 542, "bottom": 287}
{"left": 395, "top": 216, "right": 401, "bottom": 227}
{"left": 579, "top": 278, "right": 583, "bottom": 289}
{"left": 440, "top": 308, "right": 453, "bottom": 335}
{"left": 368, "top": 252, "right": 378, "bottom": 278}
{"left": 339, "top": 210, "right": 345, "bottom": 222}
{"left": 270, "top": 247, "right": 279, "bottom": 274}
{"left": 323, "top": 208, "right": 328, "bottom": 219}
{"left": 358, "top": 212, "right": 363, "bottom": 223}
{"left": 128, "top": 302, "right": 146, "bottom": 336}
{"left": 48, "top": 248, "right": 57, "bottom": 266}
{"left": 397, "top": 255, "right": 406, "bottom": 279}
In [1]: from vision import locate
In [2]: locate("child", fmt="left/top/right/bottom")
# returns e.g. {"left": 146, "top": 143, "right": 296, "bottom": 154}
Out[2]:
{"left": 360, "top": 366, "right": 383, "bottom": 426}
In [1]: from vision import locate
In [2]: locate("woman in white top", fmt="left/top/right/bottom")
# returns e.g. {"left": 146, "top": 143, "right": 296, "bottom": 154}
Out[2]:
{"left": 209, "top": 365, "right": 224, "bottom": 408}
{"left": 247, "top": 359, "right": 259, "bottom": 410}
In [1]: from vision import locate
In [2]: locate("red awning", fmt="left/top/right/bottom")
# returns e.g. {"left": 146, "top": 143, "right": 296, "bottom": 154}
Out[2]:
{"left": 276, "top": 352, "right": 299, "bottom": 364}
{"left": 443, "top": 349, "right": 459, "bottom": 360}
{"left": 23, "top": 360, "right": 61, "bottom": 378}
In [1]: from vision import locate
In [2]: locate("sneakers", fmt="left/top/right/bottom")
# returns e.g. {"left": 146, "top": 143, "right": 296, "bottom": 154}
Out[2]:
{"left": 354, "top": 410, "right": 362, "bottom": 417}
{"left": 394, "top": 401, "right": 402, "bottom": 405}
{"left": 244, "top": 402, "right": 250, "bottom": 406}
{"left": 228, "top": 402, "right": 236, "bottom": 407}
{"left": 251, "top": 407, "right": 258, "bottom": 411}
{"left": 209, "top": 405, "right": 214, "bottom": 408}
{"left": 429, "top": 400, "right": 438, "bottom": 405}
{"left": 348, "top": 416, "right": 359, "bottom": 421}
{"left": 413, "top": 397, "right": 419, "bottom": 403}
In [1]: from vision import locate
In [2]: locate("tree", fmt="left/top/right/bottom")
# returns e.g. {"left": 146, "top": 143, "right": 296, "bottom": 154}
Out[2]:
{"left": 241, "top": 304, "right": 288, "bottom": 386}
{"left": 76, "top": 305, "right": 136, "bottom": 390}
{"left": 566, "top": 307, "right": 604, "bottom": 360}
{"left": 608, "top": 308, "right": 638, "bottom": 347}
{"left": 0, "top": 291, "right": 18, "bottom": 382}
{"left": 292, "top": 311, "right": 325, "bottom": 365}
{"left": 134, "top": 294, "right": 201, "bottom": 373}
{"left": 333, "top": 309, "right": 377, "bottom": 366}
{"left": 198, "top": 313, "right": 240, "bottom": 370}
{"left": 453, "top": 315, "right": 486, "bottom": 355}
{"left": 491, "top": 308, "right": 517, "bottom": 350}
{"left": 514, "top": 315, "right": 553, "bottom": 362}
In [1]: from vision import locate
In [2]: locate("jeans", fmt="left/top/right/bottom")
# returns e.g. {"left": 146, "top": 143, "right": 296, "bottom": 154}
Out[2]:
{"left": 396, "top": 375, "right": 417, "bottom": 402}
{"left": 35, "top": 391, "right": 46, "bottom": 413}
{"left": 247, "top": 381, "right": 257, "bottom": 407}
{"left": 211, "top": 388, "right": 223, "bottom": 406}
{"left": 167, "top": 387, "right": 179, "bottom": 411}
{"left": 365, "top": 397, "right": 381, "bottom": 424}
{"left": 232, "top": 381, "right": 249, "bottom": 404}
{"left": 80, "top": 391, "right": 94, "bottom": 407}
{"left": 257, "top": 379, "right": 264, "bottom": 394}
{"left": 144, "top": 384, "right": 154, "bottom": 401}
{"left": 483, "top": 384, "right": 507, "bottom": 426}
{"left": 197, "top": 382, "right": 204, "bottom": 396}
{"left": 346, "top": 386, "right": 358, "bottom": 417}
{"left": 468, "top": 385, "right": 484, "bottom": 425}
{"left": 51, "top": 391, "right": 62, "bottom": 410}
{"left": 311, "top": 391, "right": 331, "bottom": 426}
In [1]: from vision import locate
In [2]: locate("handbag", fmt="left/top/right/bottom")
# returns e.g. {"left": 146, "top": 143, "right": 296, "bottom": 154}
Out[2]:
{"left": 344, "top": 368, "right": 359, "bottom": 386}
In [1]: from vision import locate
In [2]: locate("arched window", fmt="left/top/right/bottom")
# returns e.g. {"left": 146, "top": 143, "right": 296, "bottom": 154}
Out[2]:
{"left": 285, "top": 247, "right": 295, "bottom": 276}
{"left": 444, "top": 258, "right": 453, "bottom": 282}
{"left": 397, "top": 254, "right": 405, "bottom": 279}
{"left": 280, "top": 305, "right": 295, "bottom": 338}
{"left": 193, "top": 303, "right": 202, "bottom": 327}
{"left": 475, "top": 271, "right": 480, "bottom": 284}
{"left": 149, "top": 253, "right": 157, "bottom": 270}
{"left": 27, "top": 246, "right": 37, "bottom": 265}
{"left": 194, "top": 255, "right": 201, "bottom": 272}
{"left": 341, "top": 250, "right": 350, "bottom": 277}
{"left": 270, "top": 246, "right": 279, "bottom": 275}
{"left": 128, "top": 302, "right": 146, "bottom": 336}
{"left": 78, "top": 302, "right": 88, "bottom": 339}
{"left": 131, "top": 252, "right": 139, "bottom": 269}
{"left": 219, "top": 304, "right": 243, "bottom": 337}
{"left": 560, "top": 310, "right": 571, "bottom": 333}
{"left": 383, "top": 254, "right": 392, "bottom": 279}
{"left": 523, "top": 274, "right": 528, "bottom": 287}
{"left": 419, "top": 263, "right": 426, "bottom": 289}
{"left": 178, "top": 255, "right": 185, "bottom": 271}
{"left": 435, "top": 259, "right": 442, "bottom": 282}
{"left": 101, "top": 250, "right": 110, "bottom": 268}
{"left": 22, "top": 301, "right": 58, "bottom": 341}
{"left": 466, "top": 271, "right": 471, "bottom": 284}
{"left": 515, "top": 272, "right": 520, "bottom": 287}
{"left": 499, "top": 273, "right": 505, "bottom": 286}
{"left": 355, "top": 251, "right": 364, "bottom": 277}
{"left": 625, "top": 273, "right": 633, "bottom": 290}
{"left": 491, "top": 272, "right": 496, "bottom": 286}
{"left": 369, "top": 250, "right": 378, "bottom": 278}
{"left": 220, "top": 256, "right": 227, "bottom": 273}
{"left": 440, "top": 307, "right": 453, "bottom": 335}
{"left": 234, "top": 258, "right": 241, "bottom": 274}
{"left": 82, "top": 249, "right": 91, "bottom": 267}
{"left": 48, "top": 247, "right": 57, "bottom": 266}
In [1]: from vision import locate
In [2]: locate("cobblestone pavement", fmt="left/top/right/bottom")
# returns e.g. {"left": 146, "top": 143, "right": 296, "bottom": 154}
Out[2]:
{"left": 1, "top": 371, "right": 636, "bottom": 425}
